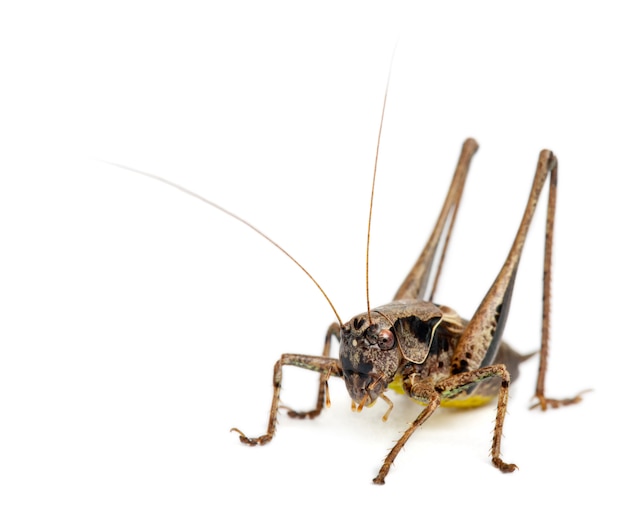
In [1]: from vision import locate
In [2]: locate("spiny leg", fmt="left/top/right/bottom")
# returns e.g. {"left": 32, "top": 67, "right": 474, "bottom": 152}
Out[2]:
{"left": 373, "top": 384, "right": 441, "bottom": 485}
{"left": 438, "top": 364, "right": 517, "bottom": 473}
{"left": 531, "top": 159, "right": 587, "bottom": 410}
{"left": 231, "top": 353, "right": 342, "bottom": 446}
{"left": 450, "top": 150, "right": 585, "bottom": 410}
{"left": 373, "top": 365, "right": 515, "bottom": 484}
{"left": 284, "top": 323, "right": 341, "bottom": 419}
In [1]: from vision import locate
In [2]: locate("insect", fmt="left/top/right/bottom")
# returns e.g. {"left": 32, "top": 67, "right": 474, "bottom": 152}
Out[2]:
{"left": 112, "top": 94, "right": 585, "bottom": 485}
{"left": 226, "top": 137, "right": 587, "bottom": 484}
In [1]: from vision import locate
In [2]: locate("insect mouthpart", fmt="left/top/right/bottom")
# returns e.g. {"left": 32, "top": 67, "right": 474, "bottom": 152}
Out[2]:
{"left": 343, "top": 369, "right": 387, "bottom": 409}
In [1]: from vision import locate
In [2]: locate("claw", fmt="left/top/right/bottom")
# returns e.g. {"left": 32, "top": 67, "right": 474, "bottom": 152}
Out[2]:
{"left": 230, "top": 427, "right": 272, "bottom": 446}
{"left": 530, "top": 389, "right": 591, "bottom": 411}
{"left": 283, "top": 407, "right": 322, "bottom": 420}
{"left": 492, "top": 457, "right": 518, "bottom": 473}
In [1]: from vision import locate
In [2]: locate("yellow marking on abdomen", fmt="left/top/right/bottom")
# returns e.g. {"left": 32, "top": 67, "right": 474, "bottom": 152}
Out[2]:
{"left": 439, "top": 395, "right": 494, "bottom": 408}
{"left": 388, "top": 376, "right": 494, "bottom": 408}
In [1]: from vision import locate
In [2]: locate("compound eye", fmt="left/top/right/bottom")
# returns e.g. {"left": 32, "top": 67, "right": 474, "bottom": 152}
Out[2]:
{"left": 377, "top": 329, "right": 395, "bottom": 350}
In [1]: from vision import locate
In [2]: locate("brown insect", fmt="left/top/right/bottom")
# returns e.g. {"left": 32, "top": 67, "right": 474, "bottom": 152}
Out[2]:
{"left": 113, "top": 92, "right": 586, "bottom": 485}
{"left": 228, "top": 135, "right": 586, "bottom": 484}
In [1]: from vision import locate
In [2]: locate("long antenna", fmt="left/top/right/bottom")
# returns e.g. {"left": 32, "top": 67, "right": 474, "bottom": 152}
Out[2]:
{"left": 105, "top": 162, "right": 343, "bottom": 326}
{"left": 365, "top": 65, "right": 393, "bottom": 323}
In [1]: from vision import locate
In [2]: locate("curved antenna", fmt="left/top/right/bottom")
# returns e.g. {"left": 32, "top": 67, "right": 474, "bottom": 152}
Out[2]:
{"left": 365, "top": 66, "right": 393, "bottom": 323}
{"left": 105, "top": 162, "right": 343, "bottom": 326}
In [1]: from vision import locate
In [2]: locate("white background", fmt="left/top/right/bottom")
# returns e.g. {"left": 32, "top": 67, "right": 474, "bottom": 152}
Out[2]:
{"left": 1, "top": 1, "right": 623, "bottom": 507}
